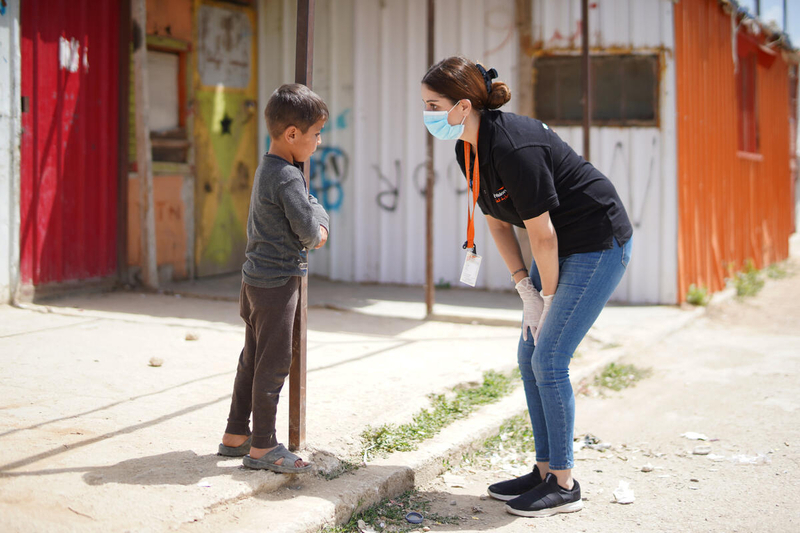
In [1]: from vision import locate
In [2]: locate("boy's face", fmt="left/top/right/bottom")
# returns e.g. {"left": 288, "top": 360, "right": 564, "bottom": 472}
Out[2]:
{"left": 287, "top": 117, "right": 326, "bottom": 163}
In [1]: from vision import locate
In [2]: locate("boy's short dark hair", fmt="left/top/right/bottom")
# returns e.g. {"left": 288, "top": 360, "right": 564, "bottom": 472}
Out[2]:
{"left": 265, "top": 84, "right": 329, "bottom": 139}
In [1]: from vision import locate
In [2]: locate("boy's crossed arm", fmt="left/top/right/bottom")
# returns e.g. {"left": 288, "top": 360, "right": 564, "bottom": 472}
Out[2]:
{"left": 278, "top": 176, "right": 330, "bottom": 250}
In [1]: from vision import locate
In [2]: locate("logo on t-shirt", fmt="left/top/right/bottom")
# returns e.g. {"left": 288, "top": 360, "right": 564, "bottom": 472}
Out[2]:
{"left": 493, "top": 187, "right": 509, "bottom": 203}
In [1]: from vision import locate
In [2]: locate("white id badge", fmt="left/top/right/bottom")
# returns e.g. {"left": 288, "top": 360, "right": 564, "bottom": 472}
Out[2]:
{"left": 460, "top": 250, "right": 482, "bottom": 287}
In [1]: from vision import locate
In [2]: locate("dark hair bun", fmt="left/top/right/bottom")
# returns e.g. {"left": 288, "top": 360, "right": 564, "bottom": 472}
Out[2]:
{"left": 486, "top": 81, "right": 511, "bottom": 109}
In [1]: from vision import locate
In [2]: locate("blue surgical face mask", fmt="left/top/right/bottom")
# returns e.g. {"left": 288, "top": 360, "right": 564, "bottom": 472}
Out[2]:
{"left": 423, "top": 101, "right": 466, "bottom": 140}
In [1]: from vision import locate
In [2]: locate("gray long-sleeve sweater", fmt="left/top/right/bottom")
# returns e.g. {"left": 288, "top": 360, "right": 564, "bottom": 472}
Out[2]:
{"left": 242, "top": 154, "right": 330, "bottom": 288}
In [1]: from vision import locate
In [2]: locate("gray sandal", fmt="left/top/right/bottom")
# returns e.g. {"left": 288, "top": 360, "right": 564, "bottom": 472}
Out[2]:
{"left": 242, "top": 443, "right": 313, "bottom": 473}
{"left": 218, "top": 436, "right": 252, "bottom": 457}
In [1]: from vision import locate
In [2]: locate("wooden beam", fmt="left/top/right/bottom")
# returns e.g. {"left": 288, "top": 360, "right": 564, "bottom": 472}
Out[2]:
{"left": 131, "top": 0, "right": 158, "bottom": 289}
{"left": 289, "top": 0, "right": 315, "bottom": 453}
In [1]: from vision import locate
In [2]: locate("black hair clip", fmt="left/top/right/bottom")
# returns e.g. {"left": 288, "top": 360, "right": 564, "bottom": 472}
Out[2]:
{"left": 476, "top": 64, "right": 498, "bottom": 95}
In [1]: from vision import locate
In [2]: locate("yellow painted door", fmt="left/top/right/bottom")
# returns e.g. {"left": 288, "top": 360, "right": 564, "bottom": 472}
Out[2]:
{"left": 193, "top": 0, "right": 258, "bottom": 276}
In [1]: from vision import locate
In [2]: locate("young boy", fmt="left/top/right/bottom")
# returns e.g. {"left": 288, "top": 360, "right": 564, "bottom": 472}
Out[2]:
{"left": 217, "top": 84, "right": 330, "bottom": 473}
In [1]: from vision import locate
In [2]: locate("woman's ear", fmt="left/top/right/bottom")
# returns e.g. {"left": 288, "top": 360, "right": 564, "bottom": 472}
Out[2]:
{"left": 459, "top": 99, "right": 473, "bottom": 118}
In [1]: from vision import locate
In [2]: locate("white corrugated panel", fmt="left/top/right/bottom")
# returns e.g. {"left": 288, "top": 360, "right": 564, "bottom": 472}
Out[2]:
{"left": 530, "top": 0, "right": 678, "bottom": 303}
{"left": 0, "top": 3, "right": 22, "bottom": 303}
{"left": 259, "top": 0, "right": 519, "bottom": 290}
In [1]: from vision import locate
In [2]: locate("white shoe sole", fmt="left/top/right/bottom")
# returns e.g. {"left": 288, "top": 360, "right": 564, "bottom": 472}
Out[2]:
{"left": 487, "top": 489, "right": 518, "bottom": 502}
{"left": 505, "top": 499, "right": 584, "bottom": 517}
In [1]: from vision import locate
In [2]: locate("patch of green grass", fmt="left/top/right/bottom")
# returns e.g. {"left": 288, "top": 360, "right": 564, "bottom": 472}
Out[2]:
{"left": 482, "top": 412, "right": 534, "bottom": 455}
{"left": 594, "top": 362, "right": 652, "bottom": 391}
{"left": 686, "top": 283, "right": 710, "bottom": 306}
{"left": 765, "top": 262, "right": 788, "bottom": 280}
{"left": 320, "top": 459, "right": 361, "bottom": 481}
{"left": 320, "top": 490, "right": 459, "bottom": 533}
{"left": 361, "top": 370, "right": 516, "bottom": 459}
{"left": 434, "top": 278, "right": 452, "bottom": 289}
{"left": 457, "top": 412, "right": 535, "bottom": 471}
{"left": 732, "top": 259, "right": 765, "bottom": 297}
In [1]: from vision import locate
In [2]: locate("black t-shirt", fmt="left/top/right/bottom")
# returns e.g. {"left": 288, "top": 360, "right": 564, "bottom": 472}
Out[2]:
{"left": 455, "top": 110, "right": 632, "bottom": 257}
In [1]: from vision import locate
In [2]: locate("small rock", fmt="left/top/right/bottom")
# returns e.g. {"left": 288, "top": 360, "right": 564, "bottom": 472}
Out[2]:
{"left": 450, "top": 500, "right": 457, "bottom": 506}
{"left": 472, "top": 506, "right": 483, "bottom": 513}
{"left": 690, "top": 478, "right": 699, "bottom": 482}
{"left": 479, "top": 494, "right": 488, "bottom": 501}
{"left": 641, "top": 463, "right": 654, "bottom": 472}
{"left": 693, "top": 445, "right": 712, "bottom": 456}
{"left": 185, "top": 332, "right": 199, "bottom": 341}
{"left": 681, "top": 432, "right": 709, "bottom": 441}
{"left": 423, "top": 528, "right": 431, "bottom": 532}
{"left": 148, "top": 357, "right": 163, "bottom": 367}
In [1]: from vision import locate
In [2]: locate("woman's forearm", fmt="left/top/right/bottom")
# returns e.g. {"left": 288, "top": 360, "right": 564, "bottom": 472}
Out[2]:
{"left": 524, "top": 214, "right": 559, "bottom": 296}
{"left": 485, "top": 216, "right": 529, "bottom": 284}
{"left": 529, "top": 232, "right": 559, "bottom": 295}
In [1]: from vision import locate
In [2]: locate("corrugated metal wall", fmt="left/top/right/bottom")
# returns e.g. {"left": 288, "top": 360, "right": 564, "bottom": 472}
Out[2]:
{"left": 20, "top": 0, "right": 121, "bottom": 285}
{"left": 259, "top": 0, "right": 520, "bottom": 290}
{"left": 674, "top": 0, "right": 794, "bottom": 300}
{"left": 528, "top": 0, "right": 679, "bottom": 304}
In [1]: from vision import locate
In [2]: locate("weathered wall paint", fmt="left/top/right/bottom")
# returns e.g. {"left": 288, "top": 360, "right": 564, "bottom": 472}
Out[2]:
{"left": 20, "top": 0, "right": 121, "bottom": 286}
{"left": 128, "top": 175, "right": 189, "bottom": 279}
{"left": 193, "top": 0, "right": 258, "bottom": 277}
{"left": 126, "top": 0, "right": 195, "bottom": 282}
{"left": 147, "top": 0, "right": 193, "bottom": 42}
{"left": 529, "top": 0, "right": 679, "bottom": 304}
{"left": 674, "top": 0, "right": 795, "bottom": 301}
{"left": 0, "top": 0, "right": 22, "bottom": 303}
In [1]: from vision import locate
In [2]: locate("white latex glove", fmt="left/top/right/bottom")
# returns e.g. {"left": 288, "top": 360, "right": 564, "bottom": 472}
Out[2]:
{"left": 515, "top": 277, "right": 544, "bottom": 341}
{"left": 533, "top": 292, "right": 554, "bottom": 345}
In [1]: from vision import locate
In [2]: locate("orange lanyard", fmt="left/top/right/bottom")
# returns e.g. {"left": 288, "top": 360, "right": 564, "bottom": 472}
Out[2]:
{"left": 463, "top": 133, "right": 480, "bottom": 253}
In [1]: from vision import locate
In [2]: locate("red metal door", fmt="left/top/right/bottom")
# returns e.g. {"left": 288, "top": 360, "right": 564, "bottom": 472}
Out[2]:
{"left": 20, "top": 0, "right": 120, "bottom": 285}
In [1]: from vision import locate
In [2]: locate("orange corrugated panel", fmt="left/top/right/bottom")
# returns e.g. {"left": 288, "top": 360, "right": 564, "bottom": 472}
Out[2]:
{"left": 675, "top": 0, "right": 794, "bottom": 302}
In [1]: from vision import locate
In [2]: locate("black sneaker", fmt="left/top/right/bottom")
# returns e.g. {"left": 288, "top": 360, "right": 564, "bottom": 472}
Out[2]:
{"left": 487, "top": 465, "right": 544, "bottom": 501}
{"left": 505, "top": 473, "right": 583, "bottom": 517}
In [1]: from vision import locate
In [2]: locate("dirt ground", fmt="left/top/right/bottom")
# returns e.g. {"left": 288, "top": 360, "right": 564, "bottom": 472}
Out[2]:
{"left": 413, "top": 261, "right": 800, "bottom": 533}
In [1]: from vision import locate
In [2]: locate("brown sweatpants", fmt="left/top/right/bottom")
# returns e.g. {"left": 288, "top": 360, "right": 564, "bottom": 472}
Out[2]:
{"left": 225, "top": 278, "right": 299, "bottom": 449}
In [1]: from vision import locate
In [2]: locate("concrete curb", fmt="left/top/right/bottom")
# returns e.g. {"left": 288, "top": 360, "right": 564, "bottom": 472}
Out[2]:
{"left": 227, "top": 303, "right": 706, "bottom": 533}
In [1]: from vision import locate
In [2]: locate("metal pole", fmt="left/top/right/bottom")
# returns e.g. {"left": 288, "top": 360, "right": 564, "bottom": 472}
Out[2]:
{"left": 425, "top": 0, "right": 435, "bottom": 317}
{"left": 581, "top": 0, "right": 591, "bottom": 162}
{"left": 289, "top": 0, "right": 315, "bottom": 452}
{"left": 132, "top": 0, "right": 158, "bottom": 289}
{"left": 784, "top": 0, "right": 788, "bottom": 33}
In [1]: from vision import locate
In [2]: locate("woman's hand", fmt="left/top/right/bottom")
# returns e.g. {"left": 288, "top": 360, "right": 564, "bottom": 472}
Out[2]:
{"left": 515, "top": 277, "right": 544, "bottom": 341}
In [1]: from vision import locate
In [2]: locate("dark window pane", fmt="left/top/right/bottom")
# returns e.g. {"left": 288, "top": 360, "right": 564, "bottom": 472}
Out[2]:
{"left": 592, "top": 56, "right": 621, "bottom": 121}
{"left": 535, "top": 56, "right": 582, "bottom": 123}
{"left": 623, "top": 56, "right": 658, "bottom": 121}
{"left": 533, "top": 54, "right": 659, "bottom": 126}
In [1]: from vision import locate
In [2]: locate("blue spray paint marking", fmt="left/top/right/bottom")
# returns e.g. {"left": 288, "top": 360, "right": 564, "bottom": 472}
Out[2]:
{"left": 321, "top": 108, "right": 351, "bottom": 134}
{"left": 308, "top": 146, "right": 348, "bottom": 212}
{"left": 1, "top": 0, "right": 7, "bottom": 16}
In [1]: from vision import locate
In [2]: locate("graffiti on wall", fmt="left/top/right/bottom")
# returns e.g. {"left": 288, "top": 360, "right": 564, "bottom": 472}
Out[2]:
{"left": 373, "top": 159, "right": 469, "bottom": 213}
{"left": 1, "top": 1, "right": 8, "bottom": 16}
{"left": 608, "top": 136, "right": 659, "bottom": 229}
{"left": 309, "top": 146, "right": 348, "bottom": 213}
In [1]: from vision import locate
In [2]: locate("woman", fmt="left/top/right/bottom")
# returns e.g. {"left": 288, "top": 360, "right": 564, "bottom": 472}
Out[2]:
{"left": 421, "top": 57, "right": 632, "bottom": 518}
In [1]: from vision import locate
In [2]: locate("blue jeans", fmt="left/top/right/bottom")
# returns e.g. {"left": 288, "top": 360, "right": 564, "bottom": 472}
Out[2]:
{"left": 517, "top": 237, "right": 632, "bottom": 470}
